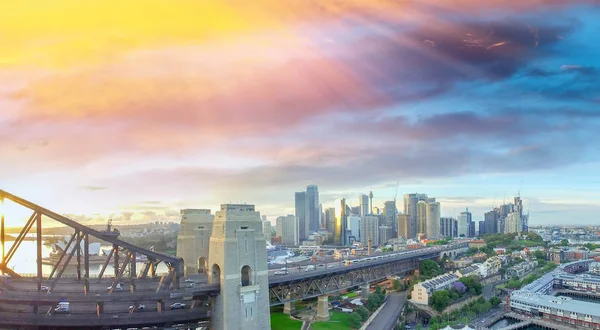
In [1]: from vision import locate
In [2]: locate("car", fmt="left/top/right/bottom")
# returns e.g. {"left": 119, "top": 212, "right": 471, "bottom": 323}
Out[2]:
{"left": 170, "top": 303, "right": 186, "bottom": 310}
{"left": 187, "top": 283, "right": 196, "bottom": 288}
{"left": 40, "top": 286, "right": 50, "bottom": 292}
{"left": 184, "top": 278, "right": 194, "bottom": 283}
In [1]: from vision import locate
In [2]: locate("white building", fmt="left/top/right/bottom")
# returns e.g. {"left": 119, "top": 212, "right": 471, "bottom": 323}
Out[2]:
{"left": 426, "top": 201, "right": 441, "bottom": 239}
{"left": 504, "top": 212, "right": 522, "bottom": 234}
{"left": 347, "top": 214, "right": 361, "bottom": 242}
{"left": 457, "top": 212, "right": 469, "bottom": 238}
{"left": 276, "top": 215, "right": 299, "bottom": 246}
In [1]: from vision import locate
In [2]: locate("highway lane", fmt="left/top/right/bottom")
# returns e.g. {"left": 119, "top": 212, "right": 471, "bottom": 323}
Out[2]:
{"left": 365, "top": 292, "right": 407, "bottom": 330}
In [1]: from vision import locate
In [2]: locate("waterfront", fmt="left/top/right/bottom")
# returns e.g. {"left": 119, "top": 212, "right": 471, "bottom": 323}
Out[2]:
{"left": 489, "top": 318, "right": 545, "bottom": 330}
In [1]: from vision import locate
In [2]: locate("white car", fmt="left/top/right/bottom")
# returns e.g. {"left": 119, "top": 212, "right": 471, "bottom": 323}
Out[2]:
{"left": 40, "top": 286, "right": 50, "bottom": 292}
{"left": 170, "top": 303, "right": 186, "bottom": 310}
{"left": 184, "top": 278, "right": 194, "bottom": 283}
{"left": 129, "top": 304, "right": 145, "bottom": 311}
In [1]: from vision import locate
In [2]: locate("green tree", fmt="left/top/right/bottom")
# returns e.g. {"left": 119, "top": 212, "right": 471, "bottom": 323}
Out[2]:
{"left": 561, "top": 239, "right": 569, "bottom": 246}
{"left": 420, "top": 260, "right": 442, "bottom": 279}
{"left": 533, "top": 250, "right": 546, "bottom": 261}
{"left": 459, "top": 276, "right": 483, "bottom": 295}
{"left": 349, "top": 312, "right": 363, "bottom": 328}
{"left": 356, "top": 306, "right": 370, "bottom": 321}
{"left": 489, "top": 296, "right": 502, "bottom": 307}
{"left": 430, "top": 290, "right": 451, "bottom": 312}
{"left": 392, "top": 279, "right": 401, "bottom": 291}
{"left": 396, "top": 322, "right": 406, "bottom": 330}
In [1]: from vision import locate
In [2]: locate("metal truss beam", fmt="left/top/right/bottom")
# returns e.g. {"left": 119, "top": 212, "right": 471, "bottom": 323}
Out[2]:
{"left": 268, "top": 259, "right": 419, "bottom": 305}
{"left": 49, "top": 232, "right": 84, "bottom": 293}
{"left": 48, "top": 232, "right": 77, "bottom": 280}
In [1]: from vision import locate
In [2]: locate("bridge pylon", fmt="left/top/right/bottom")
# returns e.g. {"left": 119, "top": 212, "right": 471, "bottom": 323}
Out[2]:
{"left": 208, "top": 204, "right": 270, "bottom": 330}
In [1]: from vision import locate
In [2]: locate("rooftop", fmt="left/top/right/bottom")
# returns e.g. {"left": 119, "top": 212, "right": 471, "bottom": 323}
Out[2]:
{"left": 511, "top": 292, "right": 600, "bottom": 317}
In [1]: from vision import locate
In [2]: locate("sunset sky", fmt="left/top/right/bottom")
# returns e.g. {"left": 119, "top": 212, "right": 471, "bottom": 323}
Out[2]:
{"left": 1, "top": 0, "right": 599, "bottom": 227}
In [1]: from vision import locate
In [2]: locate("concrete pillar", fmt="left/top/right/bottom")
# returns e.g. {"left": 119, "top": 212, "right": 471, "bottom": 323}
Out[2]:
{"left": 96, "top": 302, "right": 104, "bottom": 315}
{"left": 157, "top": 299, "right": 165, "bottom": 312}
{"left": 316, "top": 295, "right": 330, "bottom": 321}
{"left": 283, "top": 301, "right": 295, "bottom": 315}
{"left": 361, "top": 284, "right": 370, "bottom": 299}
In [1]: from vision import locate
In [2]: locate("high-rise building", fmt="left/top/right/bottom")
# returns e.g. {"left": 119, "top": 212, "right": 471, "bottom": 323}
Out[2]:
{"left": 319, "top": 204, "right": 323, "bottom": 228}
{"left": 384, "top": 201, "right": 397, "bottom": 237}
{"left": 457, "top": 211, "right": 469, "bottom": 238}
{"left": 348, "top": 214, "right": 361, "bottom": 241}
{"left": 361, "top": 215, "right": 380, "bottom": 246}
{"left": 276, "top": 215, "right": 299, "bottom": 246}
{"left": 484, "top": 210, "right": 499, "bottom": 235}
{"left": 504, "top": 212, "right": 523, "bottom": 234}
{"left": 397, "top": 214, "right": 409, "bottom": 238}
{"left": 478, "top": 220, "right": 485, "bottom": 237}
{"left": 462, "top": 208, "right": 473, "bottom": 237}
{"left": 295, "top": 191, "right": 306, "bottom": 241}
{"left": 359, "top": 195, "right": 369, "bottom": 217}
{"left": 324, "top": 207, "right": 335, "bottom": 235}
{"left": 379, "top": 225, "right": 393, "bottom": 244}
{"left": 351, "top": 206, "right": 360, "bottom": 215}
{"left": 426, "top": 200, "right": 441, "bottom": 239}
{"left": 305, "top": 185, "right": 320, "bottom": 237}
{"left": 334, "top": 198, "right": 348, "bottom": 245}
{"left": 262, "top": 217, "right": 272, "bottom": 241}
{"left": 417, "top": 200, "right": 428, "bottom": 236}
{"left": 440, "top": 217, "right": 457, "bottom": 238}
{"left": 404, "top": 193, "right": 428, "bottom": 238}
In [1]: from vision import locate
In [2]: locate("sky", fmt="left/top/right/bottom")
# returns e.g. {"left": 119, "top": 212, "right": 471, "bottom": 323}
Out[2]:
{"left": 1, "top": 0, "right": 599, "bottom": 227}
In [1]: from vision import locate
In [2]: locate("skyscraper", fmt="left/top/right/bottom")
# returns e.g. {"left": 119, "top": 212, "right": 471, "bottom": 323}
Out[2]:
{"left": 276, "top": 215, "right": 299, "bottom": 246}
{"left": 504, "top": 212, "right": 522, "bottom": 234}
{"left": 348, "top": 214, "right": 361, "bottom": 241}
{"left": 359, "top": 194, "right": 369, "bottom": 217}
{"left": 324, "top": 207, "right": 335, "bottom": 235}
{"left": 426, "top": 200, "right": 440, "bottom": 239}
{"left": 484, "top": 210, "right": 499, "bottom": 235}
{"left": 457, "top": 211, "right": 469, "bottom": 237}
{"left": 305, "top": 185, "right": 320, "bottom": 236}
{"left": 294, "top": 191, "right": 306, "bottom": 241}
{"left": 417, "top": 200, "right": 428, "bottom": 236}
{"left": 478, "top": 220, "right": 485, "bottom": 237}
{"left": 384, "top": 200, "right": 397, "bottom": 237}
{"left": 440, "top": 217, "right": 457, "bottom": 237}
{"left": 361, "top": 215, "right": 380, "bottom": 246}
{"left": 397, "top": 214, "right": 409, "bottom": 238}
{"left": 404, "top": 193, "right": 428, "bottom": 238}
{"left": 334, "top": 198, "right": 348, "bottom": 245}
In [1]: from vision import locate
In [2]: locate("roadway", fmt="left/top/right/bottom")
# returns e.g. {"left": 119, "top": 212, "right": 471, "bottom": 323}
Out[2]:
{"left": 365, "top": 292, "right": 407, "bottom": 330}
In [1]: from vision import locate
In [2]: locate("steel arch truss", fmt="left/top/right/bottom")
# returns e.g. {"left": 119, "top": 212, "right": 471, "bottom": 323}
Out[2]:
{"left": 0, "top": 189, "right": 183, "bottom": 292}
{"left": 269, "top": 259, "right": 419, "bottom": 305}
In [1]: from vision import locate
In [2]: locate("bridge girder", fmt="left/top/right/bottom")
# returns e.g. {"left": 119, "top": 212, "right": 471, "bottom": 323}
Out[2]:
{"left": 269, "top": 258, "right": 419, "bottom": 305}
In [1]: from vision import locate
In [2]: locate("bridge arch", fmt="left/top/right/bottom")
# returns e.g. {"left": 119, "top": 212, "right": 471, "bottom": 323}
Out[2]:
{"left": 241, "top": 265, "right": 252, "bottom": 286}
{"left": 198, "top": 257, "right": 208, "bottom": 274}
{"left": 210, "top": 264, "right": 221, "bottom": 284}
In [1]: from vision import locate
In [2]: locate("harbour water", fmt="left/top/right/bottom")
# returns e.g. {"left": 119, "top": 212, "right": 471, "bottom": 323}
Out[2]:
{"left": 3, "top": 240, "right": 169, "bottom": 277}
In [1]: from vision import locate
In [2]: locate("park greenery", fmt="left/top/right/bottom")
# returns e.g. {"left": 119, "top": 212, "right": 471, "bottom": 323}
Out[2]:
{"left": 420, "top": 260, "right": 443, "bottom": 280}
{"left": 427, "top": 296, "right": 501, "bottom": 330}
{"left": 428, "top": 275, "right": 482, "bottom": 311}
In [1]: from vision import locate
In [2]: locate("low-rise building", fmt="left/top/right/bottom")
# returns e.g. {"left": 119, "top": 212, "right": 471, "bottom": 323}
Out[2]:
{"left": 411, "top": 273, "right": 460, "bottom": 305}
{"left": 448, "top": 257, "right": 473, "bottom": 269}
{"left": 455, "top": 265, "right": 480, "bottom": 278}
{"left": 506, "top": 260, "right": 538, "bottom": 279}
{"left": 468, "top": 240, "right": 486, "bottom": 249}
{"left": 549, "top": 247, "right": 589, "bottom": 264}
{"left": 476, "top": 256, "right": 501, "bottom": 277}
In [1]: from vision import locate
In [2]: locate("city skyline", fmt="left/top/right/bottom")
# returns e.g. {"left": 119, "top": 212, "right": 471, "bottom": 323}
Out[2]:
{"left": 1, "top": 1, "right": 599, "bottom": 227}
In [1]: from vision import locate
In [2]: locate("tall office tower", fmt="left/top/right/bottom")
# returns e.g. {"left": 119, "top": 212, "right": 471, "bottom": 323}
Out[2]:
{"left": 504, "top": 212, "right": 522, "bottom": 234}
{"left": 359, "top": 194, "right": 369, "bottom": 217}
{"left": 334, "top": 198, "right": 348, "bottom": 245}
{"left": 499, "top": 203, "right": 514, "bottom": 218}
{"left": 383, "top": 201, "right": 397, "bottom": 237}
{"left": 295, "top": 191, "right": 306, "bottom": 241}
{"left": 361, "top": 215, "right": 380, "bottom": 246}
{"left": 262, "top": 218, "right": 273, "bottom": 241}
{"left": 463, "top": 208, "right": 473, "bottom": 237}
{"left": 379, "top": 225, "right": 393, "bottom": 244}
{"left": 484, "top": 210, "right": 499, "bottom": 235}
{"left": 319, "top": 204, "right": 324, "bottom": 228}
{"left": 324, "top": 207, "right": 336, "bottom": 235}
{"left": 426, "top": 200, "right": 441, "bottom": 239}
{"left": 440, "top": 217, "right": 457, "bottom": 238}
{"left": 416, "top": 200, "right": 428, "bottom": 237}
{"left": 397, "top": 214, "right": 409, "bottom": 238}
{"left": 457, "top": 211, "right": 470, "bottom": 237}
{"left": 478, "top": 221, "right": 485, "bottom": 236}
{"left": 514, "top": 196, "right": 523, "bottom": 217}
{"left": 404, "top": 193, "right": 428, "bottom": 238}
{"left": 347, "top": 214, "right": 361, "bottom": 242}
{"left": 373, "top": 207, "right": 381, "bottom": 215}
{"left": 305, "top": 185, "right": 320, "bottom": 236}
{"left": 351, "top": 206, "right": 361, "bottom": 215}
{"left": 276, "top": 215, "right": 299, "bottom": 246}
